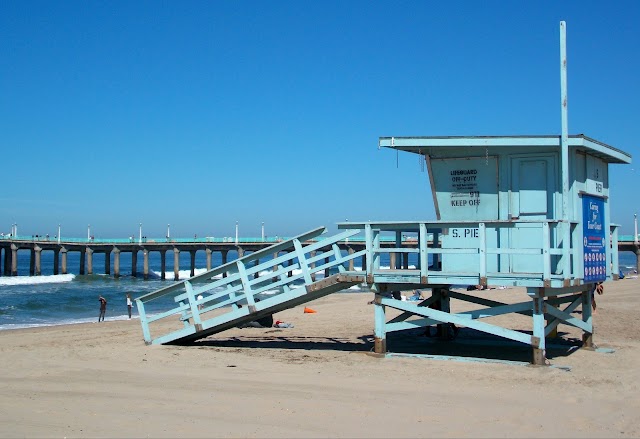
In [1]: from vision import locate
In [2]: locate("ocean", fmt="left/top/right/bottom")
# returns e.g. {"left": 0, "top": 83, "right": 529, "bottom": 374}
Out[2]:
{"left": 1, "top": 250, "right": 637, "bottom": 331}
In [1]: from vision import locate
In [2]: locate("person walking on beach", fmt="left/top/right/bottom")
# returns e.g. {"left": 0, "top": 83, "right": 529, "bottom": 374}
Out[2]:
{"left": 98, "top": 296, "right": 107, "bottom": 322}
{"left": 126, "top": 294, "right": 133, "bottom": 319}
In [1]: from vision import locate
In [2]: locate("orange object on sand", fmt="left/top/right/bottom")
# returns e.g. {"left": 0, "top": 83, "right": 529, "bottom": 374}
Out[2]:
{"left": 303, "top": 307, "right": 317, "bottom": 314}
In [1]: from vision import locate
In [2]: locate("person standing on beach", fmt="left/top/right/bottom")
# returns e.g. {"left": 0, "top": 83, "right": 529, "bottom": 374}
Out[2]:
{"left": 98, "top": 296, "right": 107, "bottom": 322}
{"left": 126, "top": 294, "right": 133, "bottom": 319}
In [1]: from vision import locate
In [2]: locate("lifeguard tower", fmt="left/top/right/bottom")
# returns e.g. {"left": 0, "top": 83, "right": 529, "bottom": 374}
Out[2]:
{"left": 135, "top": 22, "right": 631, "bottom": 366}
{"left": 367, "top": 133, "right": 630, "bottom": 364}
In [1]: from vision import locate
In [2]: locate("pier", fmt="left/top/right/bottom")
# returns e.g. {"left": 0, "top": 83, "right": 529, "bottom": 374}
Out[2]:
{"left": 0, "top": 235, "right": 389, "bottom": 280}
{"left": 1, "top": 233, "right": 638, "bottom": 280}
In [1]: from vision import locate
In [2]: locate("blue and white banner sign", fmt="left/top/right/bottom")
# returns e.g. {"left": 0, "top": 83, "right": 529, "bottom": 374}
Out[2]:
{"left": 583, "top": 195, "right": 606, "bottom": 282}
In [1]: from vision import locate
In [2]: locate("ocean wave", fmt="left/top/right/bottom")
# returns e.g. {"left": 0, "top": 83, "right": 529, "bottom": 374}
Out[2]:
{"left": 149, "top": 268, "right": 210, "bottom": 280}
{"left": 0, "top": 274, "right": 76, "bottom": 286}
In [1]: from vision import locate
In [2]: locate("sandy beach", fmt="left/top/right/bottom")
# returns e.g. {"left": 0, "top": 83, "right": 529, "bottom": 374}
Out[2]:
{"left": 1, "top": 279, "right": 639, "bottom": 438}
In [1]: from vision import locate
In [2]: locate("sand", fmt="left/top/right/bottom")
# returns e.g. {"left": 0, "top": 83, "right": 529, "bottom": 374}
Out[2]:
{"left": 1, "top": 279, "right": 639, "bottom": 438}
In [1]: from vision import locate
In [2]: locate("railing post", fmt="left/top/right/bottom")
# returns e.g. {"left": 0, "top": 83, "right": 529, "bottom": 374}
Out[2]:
{"left": 293, "top": 238, "right": 313, "bottom": 284}
{"left": 365, "top": 224, "right": 373, "bottom": 282}
{"left": 611, "top": 225, "right": 619, "bottom": 279}
{"left": 542, "top": 222, "right": 551, "bottom": 285}
{"left": 237, "top": 260, "right": 255, "bottom": 309}
{"left": 419, "top": 223, "right": 428, "bottom": 283}
{"left": 184, "top": 281, "right": 202, "bottom": 329}
{"left": 478, "top": 222, "right": 486, "bottom": 286}
{"left": 135, "top": 299, "right": 152, "bottom": 344}
{"left": 395, "top": 230, "right": 402, "bottom": 269}
{"left": 564, "top": 221, "right": 572, "bottom": 284}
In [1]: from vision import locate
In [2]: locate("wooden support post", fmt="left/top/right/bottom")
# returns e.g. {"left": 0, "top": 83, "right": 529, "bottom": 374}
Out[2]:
{"left": 104, "top": 250, "right": 111, "bottom": 275}
{"left": 348, "top": 247, "right": 354, "bottom": 271}
{"left": 131, "top": 250, "right": 138, "bottom": 277}
{"left": 190, "top": 250, "right": 196, "bottom": 277}
{"left": 34, "top": 246, "right": 42, "bottom": 276}
{"left": 60, "top": 248, "right": 67, "bottom": 275}
{"left": 79, "top": 249, "right": 85, "bottom": 275}
{"left": 310, "top": 250, "right": 316, "bottom": 282}
{"left": 86, "top": 248, "right": 93, "bottom": 275}
{"left": 206, "top": 248, "right": 212, "bottom": 271}
{"left": 222, "top": 250, "right": 228, "bottom": 278}
{"left": 581, "top": 287, "right": 594, "bottom": 348}
{"left": 53, "top": 249, "right": 59, "bottom": 275}
{"left": 29, "top": 248, "right": 35, "bottom": 276}
{"left": 3, "top": 247, "right": 10, "bottom": 275}
{"left": 361, "top": 252, "right": 366, "bottom": 271}
{"left": 531, "top": 293, "right": 547, "bottom": 365}
{"left": 160, "top": 250, "right": 166, "bottom": 280}
{"left": 390, "top": 252, "right": 396, "bottom": 270}
{"left": 113, "top": 248, "right": 120, "bottom": 278}
{"left": 324, "top": 255, "right": 330, "bottom": 277}
{"left": 173, "top": 248, "right": 180, "bottom": 281}
{"left": 11, "top": 245, "right": 18, "bottom": 276}
{"left": 436, "top": 287, "right": 452, "bottom": 338}
{"left": 143, "top": 249, "right": 149, "bottom": 280}
{"left": 374, "top": 294, "right": 387, "bottom": 354}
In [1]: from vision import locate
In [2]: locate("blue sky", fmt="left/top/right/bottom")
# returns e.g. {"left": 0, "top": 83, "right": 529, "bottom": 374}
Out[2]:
{"left": 1, "top": 1, "right": 638, "bottom": 239}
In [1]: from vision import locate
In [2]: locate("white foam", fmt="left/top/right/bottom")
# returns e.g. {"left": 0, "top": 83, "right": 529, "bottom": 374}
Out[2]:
{"left": 0, "top": 274, "right": 75, "bottom": 286}
{"left": 150, "top": 268, "right": 209, "bottom": 280}
{"left": 0, "top": 313, "right": 140, "bottom": 331}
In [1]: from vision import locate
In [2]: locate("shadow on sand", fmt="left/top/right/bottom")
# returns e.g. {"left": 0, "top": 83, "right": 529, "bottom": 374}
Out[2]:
{"left": 191, "top": 327, "right": 586, "bottom": 364}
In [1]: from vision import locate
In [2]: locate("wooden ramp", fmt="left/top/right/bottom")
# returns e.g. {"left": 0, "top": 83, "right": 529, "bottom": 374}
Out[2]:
{"left": 135, "top": 227, "right": 365, "bottom": 345}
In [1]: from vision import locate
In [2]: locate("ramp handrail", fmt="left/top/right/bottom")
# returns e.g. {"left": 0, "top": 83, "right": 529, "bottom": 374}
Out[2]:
{"left": 135, "top": 226, "right": 365, "bottom": 344}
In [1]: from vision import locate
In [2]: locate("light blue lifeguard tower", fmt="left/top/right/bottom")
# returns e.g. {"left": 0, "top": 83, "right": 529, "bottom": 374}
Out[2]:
{"left": 368, "top": 132, "right": 630, "bottom": 364}
{"left": 134, "top": 22, "right": 631, "bottom": 365}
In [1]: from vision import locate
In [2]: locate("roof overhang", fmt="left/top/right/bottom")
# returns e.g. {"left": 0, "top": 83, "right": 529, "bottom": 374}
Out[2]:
{"left": 378, "top": 135, "right": 632, "bottom": 164}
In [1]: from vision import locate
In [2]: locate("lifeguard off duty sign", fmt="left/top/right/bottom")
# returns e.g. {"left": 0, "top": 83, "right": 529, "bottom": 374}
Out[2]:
{"left": 430, "top": 157, "right": 499, "bottom": 222}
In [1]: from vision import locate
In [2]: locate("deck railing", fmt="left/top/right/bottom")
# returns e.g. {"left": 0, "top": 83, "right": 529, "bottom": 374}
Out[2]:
{"left": 337, "top": 220, "right": 620, "bottom": 288}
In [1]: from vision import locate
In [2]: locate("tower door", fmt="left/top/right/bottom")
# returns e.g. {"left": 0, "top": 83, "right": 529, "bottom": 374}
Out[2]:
{"left": 509, "top": 155, "right": 557, "bottom": 273}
